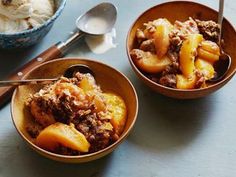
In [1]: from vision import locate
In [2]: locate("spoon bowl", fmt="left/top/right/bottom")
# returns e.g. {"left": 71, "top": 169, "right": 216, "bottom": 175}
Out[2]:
{"left": 208, "top": 53, "right": 231, "bottom": 82}
{"left": 64, "top": 64, "right": 94, "bottom": 78}
{"left": 76, "top": 3, "right": 117, "bottom": 35}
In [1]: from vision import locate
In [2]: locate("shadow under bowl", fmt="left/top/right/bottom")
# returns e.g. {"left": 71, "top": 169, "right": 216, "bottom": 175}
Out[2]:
{"left": 127, "top": 1, "right": 236, "bottom": 99}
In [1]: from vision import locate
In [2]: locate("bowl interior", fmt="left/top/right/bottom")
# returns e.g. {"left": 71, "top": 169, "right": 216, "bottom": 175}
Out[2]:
{"left": 11, "top": 58, "right": 138, "bottom": 163}
{"left": 127, "top": 1, "right": 236, "bottom": 98}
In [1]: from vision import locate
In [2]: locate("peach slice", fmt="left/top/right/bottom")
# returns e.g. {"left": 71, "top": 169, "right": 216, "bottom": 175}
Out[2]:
{"left": 104, "top": 93, "right": 127, "bottom": 135}
{"left": 131, "top": 49, "right": 171, "bottom": 73}
{"left": 176, "top": 74, "right": 197, "bottom": 89}
{"left": 197, "top": 48, "right": 219, "bottom": 63}
{"left": 195, "top": 58, "right": 215, "bottom": 80}
{"left": 79, "top": 74, "right": 97, "bottom": 92}
{"left": 179, "top": 34, "right": 203, "bottom": 77}
{"left": 76, "top": 73, "right": 107, "bottom": 112}
{"left": 93, "top": 94, "right": 106, "bottom": 113}
{"left": 197, "top": 41, "right": 220, "bottom": 63}
{"left": 199, "top": 40, "right": 220, "bottom": 55}
{"left": 36, "top": 123, "right": 90, "bottom": 153}
{"left": 153, "top": 20, "right": 172, "bottom": 58}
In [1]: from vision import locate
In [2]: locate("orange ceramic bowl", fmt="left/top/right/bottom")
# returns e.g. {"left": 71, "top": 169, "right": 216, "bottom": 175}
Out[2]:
{"left": 11, "top": 58, "right": 138, "bottom": 163}
{"left": 127, "top": 1, "right": 236, "bottom": 99}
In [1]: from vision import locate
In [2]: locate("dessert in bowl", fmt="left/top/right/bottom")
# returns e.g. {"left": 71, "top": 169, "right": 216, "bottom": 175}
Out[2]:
{"left": 127, "top": 1, "right": 236, "bottom": 99}
{"left": 11, "top": 58, "right": 138, "bottom": 163}
{"left": 0, "top": 0, "right": 66, "bottom": 49}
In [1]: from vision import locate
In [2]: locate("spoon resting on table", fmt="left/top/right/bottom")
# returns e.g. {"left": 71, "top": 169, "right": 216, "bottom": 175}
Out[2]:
{"left": 0, "top": 2, "right": 117, "bottom": 107}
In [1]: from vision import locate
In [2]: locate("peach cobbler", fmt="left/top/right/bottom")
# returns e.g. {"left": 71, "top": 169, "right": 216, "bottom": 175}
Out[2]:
{"left": 130, "top": 17, "right": 224, "bottom": 89}
{"left": 26, "top": 72, "right": 127, "bottom": 155}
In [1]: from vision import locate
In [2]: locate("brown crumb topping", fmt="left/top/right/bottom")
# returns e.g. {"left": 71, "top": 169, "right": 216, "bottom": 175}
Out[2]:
{"left": 26, "top": 72, "right": 120, "bottom": 155}
{"left": 131, "top": 17, "right": 221, "bottom": 88}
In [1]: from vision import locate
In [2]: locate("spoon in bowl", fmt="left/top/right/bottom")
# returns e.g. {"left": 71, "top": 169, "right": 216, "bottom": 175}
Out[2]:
{"left": 0, "top": 2, "right": 117, "bottom": 106}
{"left": 0, "top": 64, "right": 94, "bottom": 87}
{"left": 208, "top": 0, "right": 231, "bottom": 82}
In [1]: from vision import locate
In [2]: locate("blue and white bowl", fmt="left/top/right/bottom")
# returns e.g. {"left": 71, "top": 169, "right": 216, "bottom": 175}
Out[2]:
{"left": 0, "top": 0, "right": 67, "bottom": 49}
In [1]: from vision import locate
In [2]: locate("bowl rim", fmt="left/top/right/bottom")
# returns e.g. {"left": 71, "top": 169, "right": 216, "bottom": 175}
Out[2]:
{"left": 126, "top": 0, "right": 236, "bottom": 93}
{"left": 0, "top": 0, "right": 67, "bottom": 36}
{"left": 11, "top": 57, "right": 139, "bottom": 160}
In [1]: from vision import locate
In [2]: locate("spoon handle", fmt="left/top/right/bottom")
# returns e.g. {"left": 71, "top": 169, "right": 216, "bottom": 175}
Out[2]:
{"left": 0, "top": 31, "right": 84, "bottom": 108}
{"left": 218, "top": 0, "right": 224, "bottom": 43}
{"left": 0, "top": 79, "right": 57, "bottom": 87}
{"left": 0, "top": 45, "right": 62, "bottom": 107}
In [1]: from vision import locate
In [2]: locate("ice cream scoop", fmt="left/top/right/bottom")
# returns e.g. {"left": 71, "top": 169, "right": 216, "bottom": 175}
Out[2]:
{"left": 57, "top": 2, "right": 117, "bottom": 54}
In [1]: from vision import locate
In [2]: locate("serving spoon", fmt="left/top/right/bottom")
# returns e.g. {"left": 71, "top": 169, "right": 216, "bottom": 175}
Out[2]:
{"left": 0, "top": 2, "right": 117, "bottom": 107}
{"left": 209, "top": 0, "right": 231, "bottom": 82}
{"left": 0, "top": 64, "right": 94, "bottom": 87}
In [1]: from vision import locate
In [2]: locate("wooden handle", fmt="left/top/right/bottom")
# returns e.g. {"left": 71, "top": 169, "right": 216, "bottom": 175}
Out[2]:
{"left": 0, "top": 44, "right": 62, "bottom": 107}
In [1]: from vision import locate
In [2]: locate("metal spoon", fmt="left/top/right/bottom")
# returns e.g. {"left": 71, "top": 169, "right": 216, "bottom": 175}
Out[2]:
{"left": 0, "top": 64, "right": 94, "bottom": 87}
{"left": 209, "top": 0, "right": 231, "bottom": 82}
{"left": 0, "top": 2, "right": 117, "bottom": 107}
{"left": 58, "top": 2, "right": 117, "bottom": 54}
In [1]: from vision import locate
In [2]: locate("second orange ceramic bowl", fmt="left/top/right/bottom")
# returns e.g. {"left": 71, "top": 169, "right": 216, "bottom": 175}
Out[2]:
{"left": 127, "top": 1, "right": 236, "bottom": 99}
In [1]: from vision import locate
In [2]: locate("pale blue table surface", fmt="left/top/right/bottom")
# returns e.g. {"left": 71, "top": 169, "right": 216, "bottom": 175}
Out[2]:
{"left": 0, "top": 1, "right": 236, "bottom": 177}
